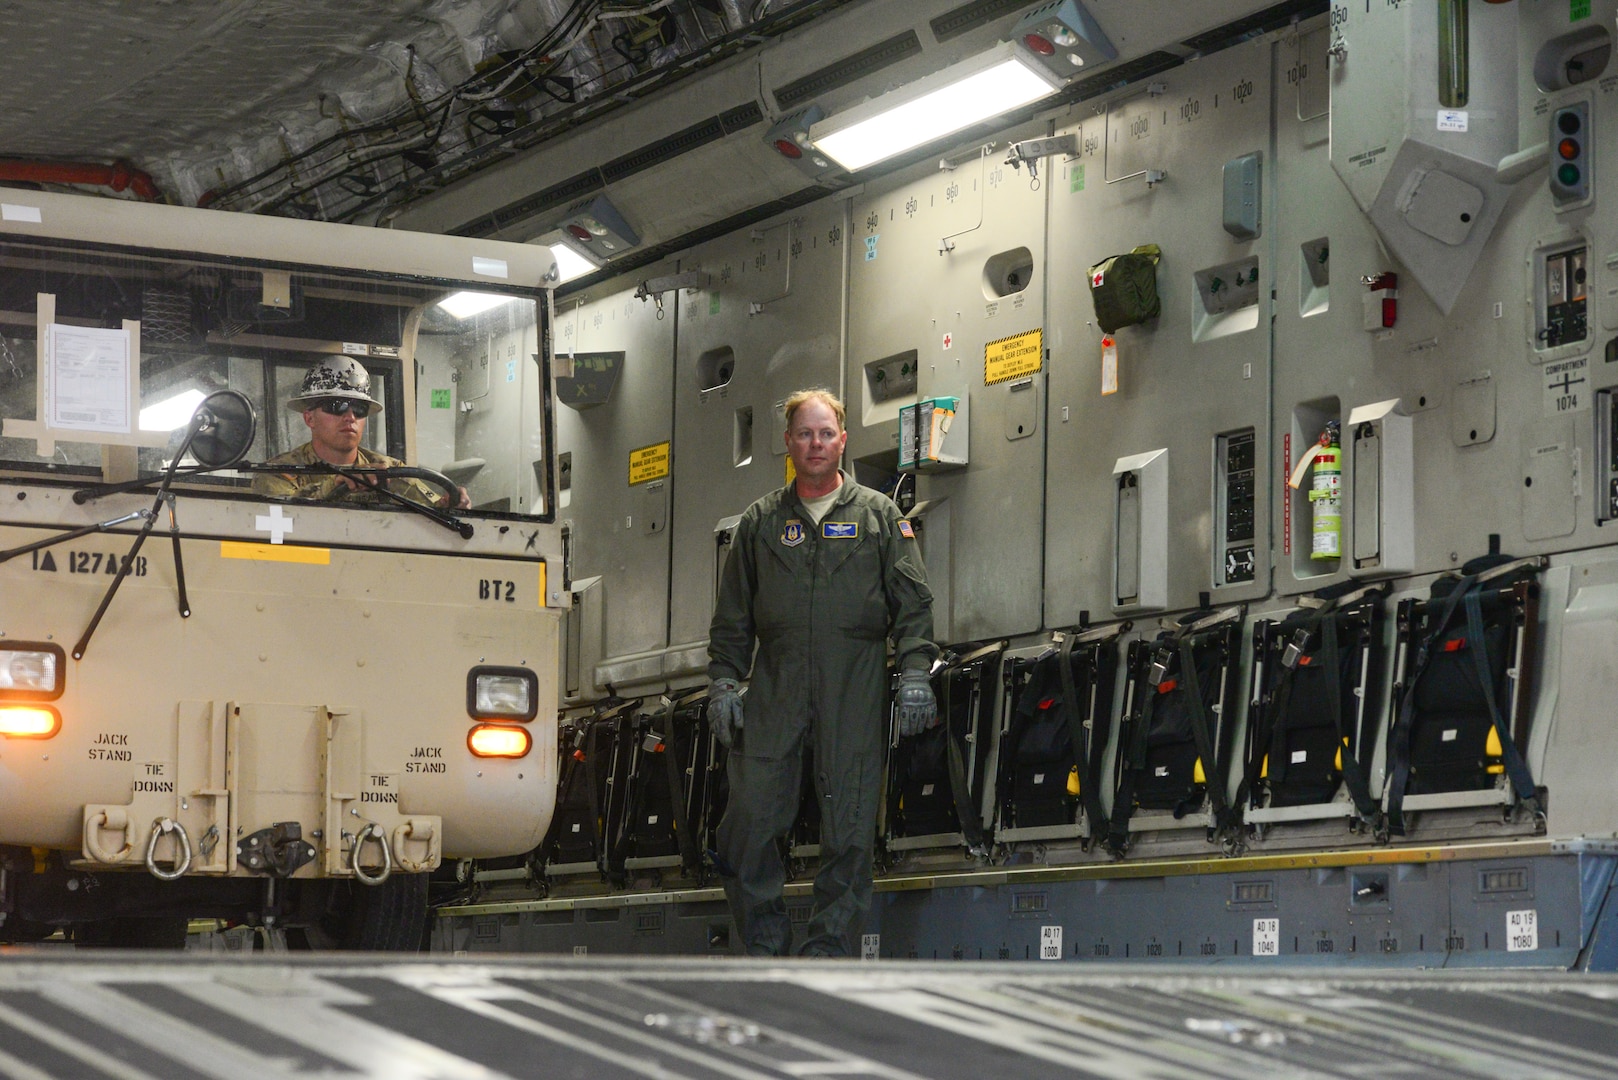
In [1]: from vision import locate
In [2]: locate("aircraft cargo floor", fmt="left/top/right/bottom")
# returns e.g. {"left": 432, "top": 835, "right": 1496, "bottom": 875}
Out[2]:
{"left": 0, "top": 953, "right": 1614, "bottom": 1079}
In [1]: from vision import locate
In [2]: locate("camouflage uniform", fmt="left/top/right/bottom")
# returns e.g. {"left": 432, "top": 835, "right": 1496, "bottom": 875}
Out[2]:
{"left": 708, "top": 473, "right": 936, "bottom": 956}
{"left": 252, "top": 442, "right": 443, "bottom": 506}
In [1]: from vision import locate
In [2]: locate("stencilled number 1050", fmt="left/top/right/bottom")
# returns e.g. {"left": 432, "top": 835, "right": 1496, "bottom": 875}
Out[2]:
{"left": 479, "top": 579, "right": 515, "bottom": 602}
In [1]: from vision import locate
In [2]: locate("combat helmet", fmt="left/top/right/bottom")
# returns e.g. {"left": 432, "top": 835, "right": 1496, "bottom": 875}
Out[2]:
{"left": 286, "top": 355, "right": 385, "bottom": 413}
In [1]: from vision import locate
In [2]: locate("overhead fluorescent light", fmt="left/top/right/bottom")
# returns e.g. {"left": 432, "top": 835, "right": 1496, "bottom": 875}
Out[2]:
{"left": 549, "top": 242, "right": 597, "bottom": 284}
{"left": 438, "top": 291, "right": 513, "bottom": 319}
{"left": 809, "top": 44, "right": 1063, "bottom": 172}
{"left": 139, "top": 388, "right": 205, "bottom": 431}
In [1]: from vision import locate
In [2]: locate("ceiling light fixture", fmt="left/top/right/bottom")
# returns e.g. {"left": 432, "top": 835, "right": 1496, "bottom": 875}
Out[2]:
{"left": 438, "top": 291, "right": 513, "bottom": 319}
{"left": 808, "top": 44, "right": 1064, "bottom": 172}
{"left": 549, "top": 242, "right": 598, "bottom": 284}
{"left": 556, "top": 196, "right": 640, "bottom": 256}
{"left": 1011, "top": 0, "right": 1117, "bottom": 80}
{"left": 764, "top": 105, "right": 834, "bottom": 178}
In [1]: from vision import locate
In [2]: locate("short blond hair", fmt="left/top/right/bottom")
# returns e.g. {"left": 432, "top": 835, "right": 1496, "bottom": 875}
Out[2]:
{"left": 782, "top": 387, "right": 846, "bottom": 431}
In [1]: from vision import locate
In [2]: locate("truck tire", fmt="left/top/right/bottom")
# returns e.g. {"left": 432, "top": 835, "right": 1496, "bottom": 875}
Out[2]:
{"left": 344, "top": 872, "right": 429, "bottom": 951}
{"left": 297, "top": 873, "right": 428, "bottom": 951}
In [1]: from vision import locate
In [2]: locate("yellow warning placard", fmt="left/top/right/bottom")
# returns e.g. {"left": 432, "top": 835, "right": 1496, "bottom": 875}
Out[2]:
{"left": 628, "top": 441, "right": 671, "bottom": 485}
{"left": 984, "top": 328, "right": 1043, "bottom": 385}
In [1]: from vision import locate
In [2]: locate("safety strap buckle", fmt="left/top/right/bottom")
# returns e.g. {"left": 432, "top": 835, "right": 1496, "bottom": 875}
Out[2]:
{"left": 1147, "top": 647, "right": 1173, "bottom": 686}
{"left": 1281, "top": 627, "right": 1311, "bottom": 670}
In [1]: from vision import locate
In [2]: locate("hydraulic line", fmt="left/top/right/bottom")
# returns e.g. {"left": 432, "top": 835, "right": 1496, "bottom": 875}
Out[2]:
{"left": 0, "top": 159, "right": 162, "bottom": 201}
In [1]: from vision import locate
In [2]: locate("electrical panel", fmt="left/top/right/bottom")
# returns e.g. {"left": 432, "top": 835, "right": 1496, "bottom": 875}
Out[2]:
{"left": 1538, "top": 246, "right": 1588, "bottom": 350}
{"left": 1192, "top": 257, "right": 1261, "bottom": 341}
{"left": 865, "top": 350, "right": 918, "bottom": 404}
{"left": 1214, "top": 428, "right": 1256, "bottom": 586}
{"left": 1598, "top": 388, "right": 1618, "bottom": 525}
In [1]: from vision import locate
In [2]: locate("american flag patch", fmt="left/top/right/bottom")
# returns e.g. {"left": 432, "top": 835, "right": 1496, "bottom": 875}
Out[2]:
{"left": 898, "top": 519, "right": 914, "bottom": 539}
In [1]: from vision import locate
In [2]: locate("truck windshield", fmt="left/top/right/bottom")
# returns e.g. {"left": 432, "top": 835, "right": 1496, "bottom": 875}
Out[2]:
{"left": 0, "top": 237, "right": 550, "bottom": 520}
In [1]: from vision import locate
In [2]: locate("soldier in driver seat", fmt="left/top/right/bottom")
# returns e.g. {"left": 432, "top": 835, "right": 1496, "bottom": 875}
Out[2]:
{"left": 253, "top": 355, "right": 469, "bottom": 508}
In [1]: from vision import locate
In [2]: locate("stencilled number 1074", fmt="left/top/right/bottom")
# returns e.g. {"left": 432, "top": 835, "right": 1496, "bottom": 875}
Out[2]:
{"left": 479, "top": 579, "right": 515, "bottom": 602}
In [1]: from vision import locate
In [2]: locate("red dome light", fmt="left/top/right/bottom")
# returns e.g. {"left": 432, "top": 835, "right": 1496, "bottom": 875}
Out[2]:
{"left": 774, "top": 138, "right": 804, "bottom": 160}
{"left": 566, "top": 224, "right": 593, "bottom": 243}
{"left": 1023, "top": 32, "right": 1056, "bottom": 56}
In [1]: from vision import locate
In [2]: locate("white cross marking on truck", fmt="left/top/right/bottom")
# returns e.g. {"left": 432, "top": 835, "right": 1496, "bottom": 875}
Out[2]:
{"left": 254, "top": 505, "right": 295, "bottom": 544}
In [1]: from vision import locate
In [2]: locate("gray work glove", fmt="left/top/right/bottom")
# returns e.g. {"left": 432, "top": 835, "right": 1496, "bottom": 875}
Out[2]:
{"left": 707, "top": 677, "right": 743, "bottom": 749}
{"left": 895, "top": 669, "right": 937, "bottom": 737}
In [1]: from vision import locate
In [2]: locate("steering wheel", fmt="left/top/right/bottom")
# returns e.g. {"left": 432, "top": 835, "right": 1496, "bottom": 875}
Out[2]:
{"left": 377, "top": 466, "right": 463, "bottom": 509}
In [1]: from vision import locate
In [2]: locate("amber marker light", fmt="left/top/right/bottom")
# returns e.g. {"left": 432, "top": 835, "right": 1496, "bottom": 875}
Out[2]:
{"left": 0, "top": 705, "right": 61, "bottom": 739}
{"left": 468, "top": 723, "right": 531, "bottom": 759}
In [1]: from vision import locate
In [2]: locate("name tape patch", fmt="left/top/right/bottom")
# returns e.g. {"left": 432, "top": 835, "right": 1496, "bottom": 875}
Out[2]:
{"left": 823, "top": 521, "right": 858, "bottom": 539}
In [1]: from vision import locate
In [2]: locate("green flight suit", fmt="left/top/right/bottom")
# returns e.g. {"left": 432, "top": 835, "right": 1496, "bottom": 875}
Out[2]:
{"left": 708, "top": 473, "right": 935, "bottom": 956}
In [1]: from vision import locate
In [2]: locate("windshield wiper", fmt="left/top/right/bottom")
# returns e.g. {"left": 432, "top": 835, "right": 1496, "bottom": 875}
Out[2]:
{"left": 78, "top": 462, "right": 475, "bottom": 539}
{"left": 257, "top": 463, "right": 474, "bottom": 539}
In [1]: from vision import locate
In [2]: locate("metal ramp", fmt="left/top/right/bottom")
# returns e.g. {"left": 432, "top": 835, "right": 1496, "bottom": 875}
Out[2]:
{"left": 0, "top": 953, "right": 1615, "bottom": 1079}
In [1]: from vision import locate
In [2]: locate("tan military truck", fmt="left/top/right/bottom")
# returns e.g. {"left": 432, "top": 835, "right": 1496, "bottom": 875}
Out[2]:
{"left": 0, "top": 188, "right": 564, "bottom": 947}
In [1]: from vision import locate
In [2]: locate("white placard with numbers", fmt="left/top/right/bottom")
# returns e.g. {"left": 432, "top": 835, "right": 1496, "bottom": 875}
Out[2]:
{"left": 1506, "top": 909, "right": 1538, "bottom": 952}
{"left": 1040, "top": 925, "right": 1063, "bottom": 960}
{"left": 1253, "top": 917, "right": 1280, "bottom": 957}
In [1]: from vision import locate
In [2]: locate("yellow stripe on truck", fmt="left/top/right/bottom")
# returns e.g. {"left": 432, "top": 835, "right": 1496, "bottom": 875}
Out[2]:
{"left": 220, "top": 541, "right": 331, "bottom": 565}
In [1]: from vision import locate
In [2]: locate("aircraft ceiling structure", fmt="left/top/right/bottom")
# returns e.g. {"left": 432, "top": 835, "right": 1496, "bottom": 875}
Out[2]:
{"left": 0, "top": 0, "right": 830, "bottom": 218}
{"left": 0, "top": 0, "right": 1313, "bottom": 287}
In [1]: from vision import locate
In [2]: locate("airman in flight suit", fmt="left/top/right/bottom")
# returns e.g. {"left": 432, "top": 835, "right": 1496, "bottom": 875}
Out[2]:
{"left": 707, "top": 388, "right": 938, "bottom": 956}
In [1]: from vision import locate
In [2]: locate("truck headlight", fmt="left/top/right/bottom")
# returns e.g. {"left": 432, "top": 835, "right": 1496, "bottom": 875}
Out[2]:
{"left": 467, "top": 723, "right": 532, "bottom": 759}
{"left": 467, "top": 666, "right": 538, "bottom": 721}
{"left": 0, "top": 643, "right": 64, "bottom": 701}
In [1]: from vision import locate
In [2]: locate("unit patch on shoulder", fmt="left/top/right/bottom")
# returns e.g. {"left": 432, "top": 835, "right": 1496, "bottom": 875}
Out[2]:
{"left": 781, "top": 520, "right": 805, "bottom": 548}
{"left": 823, "top": 521, "right": 858, "bottom": 539}
{"left": 897, "top": 519, "right": 914, "bottom": 539}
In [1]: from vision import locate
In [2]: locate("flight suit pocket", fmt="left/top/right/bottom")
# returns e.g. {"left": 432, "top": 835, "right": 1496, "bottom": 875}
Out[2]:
{"left": 823, "top": 532, "right": 887, "bottom": 635}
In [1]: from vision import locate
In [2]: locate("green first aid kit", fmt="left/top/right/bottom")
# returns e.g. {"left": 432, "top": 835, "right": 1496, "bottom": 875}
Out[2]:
{"left": 1087, "top": 244, "right": 1161, "bottom": 333}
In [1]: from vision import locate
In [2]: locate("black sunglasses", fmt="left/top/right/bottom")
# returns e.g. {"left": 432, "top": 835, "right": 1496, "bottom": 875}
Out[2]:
{"left": 316, "top": 398, "right": 371, "bottom": 419}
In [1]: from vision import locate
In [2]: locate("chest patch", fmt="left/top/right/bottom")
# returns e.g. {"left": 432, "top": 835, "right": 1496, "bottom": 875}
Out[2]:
{"left": 781, "top": 520, "right": 805, "bottom": 547}
{"left": 823, "top": 521, "right": 859, "bottom": 539}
